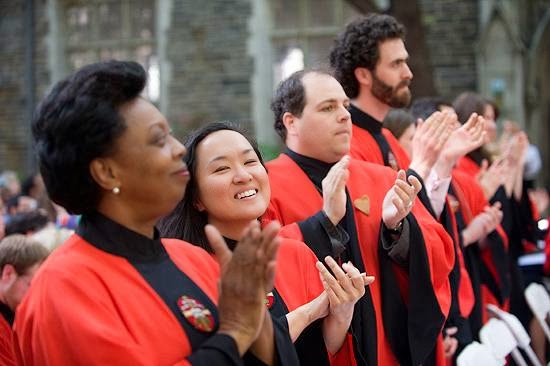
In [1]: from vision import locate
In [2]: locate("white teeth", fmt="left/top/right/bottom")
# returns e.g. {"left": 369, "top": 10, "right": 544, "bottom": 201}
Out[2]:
{"left": 236, "top": 189, "right": 257, "bottom": 199}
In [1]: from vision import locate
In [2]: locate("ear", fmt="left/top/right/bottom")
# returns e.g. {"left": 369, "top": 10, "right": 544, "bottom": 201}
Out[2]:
{"left": 89, "top": 158, "right": 121, "bottom": 192}
{"left": 1, "top": 264, "right": 16, "bottom": 283}
{"left": 194, "top": 198, "right": 206, "bottom": 212}
{"left": 282, "top": 111, "right": 298, "bottom": 137}
{"left": 354, "top": 67, "right": 372, "bottom": 88}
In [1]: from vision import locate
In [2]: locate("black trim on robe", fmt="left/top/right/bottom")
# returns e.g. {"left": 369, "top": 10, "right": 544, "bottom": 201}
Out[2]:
{"left": 377, "top": 212, "right": 445, "bottom": 366}
{"left": 440, "top": 200, "right": 474, "bottom": 352}
{"left": 451, "top": 190, "right": 485, "bottom": 340}
{"left": 492, "top": 186, "right": 532, "bottom": 329}
{"left": 416, "top": 178, "right": 474, "bottom": 352}
{"left": 346, "top": 110, "right": 446, "bottom": 365}
{"left": 222, "top": 238, "right": 302, "bottom": 366}
{"left": 406, "top": 169, "right": 435, "bottom": 218}
{"left": 297, "top": 211, "right": 349, "bottom": 259}
{"left": 78, "top": 212, "right": 219, "bottom": 352}
{"left": 285, "top": 148, "right": 377, "bottom": 366}
{"left": 0, "top": 301, "right": 14, "bottom": 326}
{"left": 349, "top": 104, "right": 392, "bottom": 167}
{"left": 480, "top": 230, "right": 510, "bottom": 305}
{"left": 77, "top": 212, "right": 297, "bottom": 366}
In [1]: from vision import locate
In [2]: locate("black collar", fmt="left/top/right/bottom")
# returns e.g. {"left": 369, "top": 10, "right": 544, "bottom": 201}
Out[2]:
{"left": 284, "top": 148, "right": 335, "bottom": 189}
{"left": 0, "top": 301, "right": 14, "bottom": 326}
{"left": 76, "top": 212, "right": 165, "bottom": 263}
{"left": 349, "top": 104, "right": 383, "bottom": 135}
{"left": 222, "top": 237, "right": 238, "bottom": 251}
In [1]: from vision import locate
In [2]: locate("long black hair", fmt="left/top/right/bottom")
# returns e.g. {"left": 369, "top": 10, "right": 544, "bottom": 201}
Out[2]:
{"left": 157, "top": 122, "right": 265, "bottom": 252}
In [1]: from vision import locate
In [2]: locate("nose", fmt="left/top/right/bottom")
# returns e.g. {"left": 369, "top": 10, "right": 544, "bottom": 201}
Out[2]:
{"left": 171, "top": 135, "right": 187, "bottom": 160}
{"left": 233, "top": 165, "right": 253, "bottom": 184}
{"left": 402, "top": 63, "right": 413, "bottom": 80}
{"left": 338, "top": 104, "right": 351, "bottom": 123}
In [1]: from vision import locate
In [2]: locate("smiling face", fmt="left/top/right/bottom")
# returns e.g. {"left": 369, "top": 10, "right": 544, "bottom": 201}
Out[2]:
{"left": 193, "top": 130, "right": 270, "bottom": 239}
{"left": 286, "top": 72, "right": 352, "bottom": 163}
{"left": 101, "top": 98, "right": 189, "bottom": 219}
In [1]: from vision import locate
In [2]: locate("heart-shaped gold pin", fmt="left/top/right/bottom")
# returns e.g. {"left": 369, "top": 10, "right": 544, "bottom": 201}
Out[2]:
{"left": 354, "top": 195, "right": 370, "bottom": 216}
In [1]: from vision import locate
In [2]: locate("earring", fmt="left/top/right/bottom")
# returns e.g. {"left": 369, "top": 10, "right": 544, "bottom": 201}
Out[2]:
{"left": 112, "top": 187, "right": 120, "bottom": 195}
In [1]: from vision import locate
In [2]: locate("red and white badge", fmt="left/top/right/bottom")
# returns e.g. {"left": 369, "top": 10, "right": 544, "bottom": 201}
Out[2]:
{"left": 177, "top": 295, "right": 214, "bottom": 333}
{"left": 265, "top": 292, "right": 274, "bottom": 309}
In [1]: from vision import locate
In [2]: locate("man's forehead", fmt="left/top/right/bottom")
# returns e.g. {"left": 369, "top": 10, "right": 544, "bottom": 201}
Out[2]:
{"left": 302, "top": 73, "right": 346, "bottom": 104}
{"left": 377, "top": 38, "right": 408, "bottom": 61}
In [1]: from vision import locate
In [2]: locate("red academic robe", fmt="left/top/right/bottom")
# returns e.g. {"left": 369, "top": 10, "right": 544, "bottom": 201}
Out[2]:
{"left": 264, "top": 154, "right": 454, "bottom": 366}
{"left": 350, "top": 124, "right": 411, "bottom": 170}
{"left": 455, "top": 156, "right": 480, "bottom": 178}
{"left": 0, "top": 312, "right": 15, "bottom": 366}
{"left": 274, "top": 238, "right": 324, "bottom": 312}
{"left": 350, "top": 113, "right": 472, "bottom": 364}
{"left": 452, "top": 170, "right": 511, "bottom": 323}
{"left": 273, "top": 238, "right": 333, "bottom": 365}
{"left": 443, "top": 197, "right": 476, "bottom": 319}
{"left": 13, "top": 235, "right": 227, "bottom": 365}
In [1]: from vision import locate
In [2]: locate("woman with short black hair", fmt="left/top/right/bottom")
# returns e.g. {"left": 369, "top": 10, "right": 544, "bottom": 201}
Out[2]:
{"left": 14, "top": 60, "right": 288, "bottom": 365}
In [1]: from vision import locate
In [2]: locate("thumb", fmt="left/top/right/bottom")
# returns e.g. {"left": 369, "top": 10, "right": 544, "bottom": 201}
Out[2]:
{"left": 445, "top": 326, "right": 458, "bottom": 337}
{"left": 205, "top": 224, "right": 232, "bottom": 270}
{"left": 397, "top": 169, "right": 407, "bottom": 182}
{"left": 479, "top": 159, "right": 489, "bottom": 173}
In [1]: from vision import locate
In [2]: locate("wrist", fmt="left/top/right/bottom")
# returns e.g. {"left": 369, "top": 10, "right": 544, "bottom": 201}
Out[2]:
{"left": 435, "top": 154, "right": 455, "bottom": 178}
{"left": 218, "top": 327, "right": 255, "bottom": 356}
{"left": 409, "top": 161, "right": 430, "bottom": 181}
{"left": 323, "top": 209, "right": 340, "bottom": 226}
{"left": 329, "top": 306, "right": 354, "bottom": 324}
{"left": 385, "top": 219, "right": 403, "bottom": 232}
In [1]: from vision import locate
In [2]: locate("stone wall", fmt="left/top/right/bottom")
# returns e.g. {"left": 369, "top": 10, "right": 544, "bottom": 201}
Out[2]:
{"left": 418, "top": 0, "right": 479, "bottom": 100}
{"left": 0, "top": 0, "right": 50, "bottom": 175}
{"left": 166, "top": 0, "right": 253, "bottom": 135}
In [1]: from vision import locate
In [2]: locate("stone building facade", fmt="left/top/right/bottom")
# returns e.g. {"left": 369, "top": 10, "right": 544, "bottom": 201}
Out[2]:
{"left": 1, "top": 0, "right": 549, "bottom": 184}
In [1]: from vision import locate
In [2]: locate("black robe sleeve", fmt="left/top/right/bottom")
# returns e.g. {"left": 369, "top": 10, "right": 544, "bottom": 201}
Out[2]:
{"left": 297, "top": 210, "right": 349, "bottom": 260}
{"left": 187, "top": 334, "right": 244, "bottom": 365}
{"left": 378, "top": 213, "right": 446, "bottom": 366}
{"left": 243, "top": 315, "right": 300, "bottom": 366}
{"left": 381, "top": 219, "right": 411, "bottom": 266}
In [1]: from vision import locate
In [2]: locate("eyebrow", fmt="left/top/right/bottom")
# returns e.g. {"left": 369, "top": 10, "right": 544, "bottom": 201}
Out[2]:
{"left": 207, "top": 148, "right": 255, "bottom": 165}
{"left": 391, "top": 55, "right": 409, "bottom": 64}
{"left": 148, "top": 121, "right": 169, "bottom": 131}
{"left": 316, "top": 98, "right": 350, "bottom": 107}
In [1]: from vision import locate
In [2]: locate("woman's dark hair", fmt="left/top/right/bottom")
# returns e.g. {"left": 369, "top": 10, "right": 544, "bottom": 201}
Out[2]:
{"left": 452, "top": 91, "right": 491, "bottom": 163}
{"left": 382, "top": 108, "right": 416, "bottom": 139}
{"left": 157, "top": 122, "right": 265, "bottom": 253}
{"left": 452, "top": 92, "right": 486, "bottom": 125}
{"left": 21, "top": 173, "right": 38, "bottom": 197}
{"left": 271, "top": 69, "right": 333, "bottom": 141}
{"left": 32, "top": 60, "right": 147, "bottom": 214}
{"left": 329, "top": 14, "right": 405, "bottom": 99}
{"left": 5, "top": 210, "right": 50, "bottom": 236}
{"left": 409, "top": 96, "right": 452, "bottom": 121}
{"left": 485, "top": 98, "right": 500, "bottom": 121}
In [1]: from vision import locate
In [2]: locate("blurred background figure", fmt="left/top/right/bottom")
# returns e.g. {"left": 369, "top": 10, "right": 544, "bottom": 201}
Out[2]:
{"left": 0, "top": 172, "right": 21, "bottom": 206}
{"left": 382, "top": 108, "right": 416, "bottom": 158}
{"left": 0, "top": 234, "right": 49, "bottom": 366}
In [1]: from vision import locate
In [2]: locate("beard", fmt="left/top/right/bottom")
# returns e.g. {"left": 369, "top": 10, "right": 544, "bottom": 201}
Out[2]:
{"left": 371, "top": 72, "right": 412, "bottom": 108}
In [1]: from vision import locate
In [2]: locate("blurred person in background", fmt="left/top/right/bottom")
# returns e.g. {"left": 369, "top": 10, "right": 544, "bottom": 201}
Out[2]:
{"left": 0, "top": 172, "right": 21, "bottom": 205}
{"left": 382, "top": 108, "right": 416, "bottom": 158}
{"left": 0, "top": 234, "right": 49, "bottom": 366}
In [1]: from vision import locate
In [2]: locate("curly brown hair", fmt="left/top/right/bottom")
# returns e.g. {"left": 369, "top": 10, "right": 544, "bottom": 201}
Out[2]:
{"left": 329, "top": 14, "right": 405, "bottom": 99}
